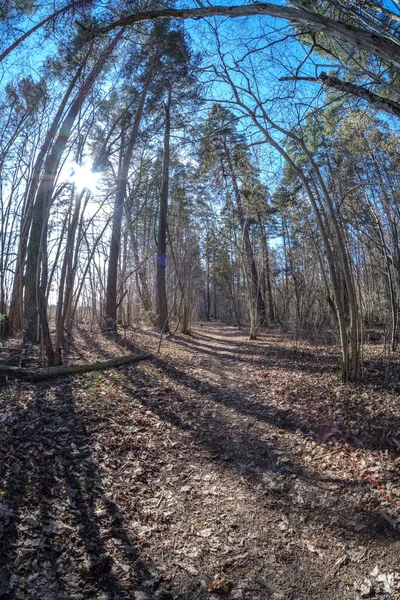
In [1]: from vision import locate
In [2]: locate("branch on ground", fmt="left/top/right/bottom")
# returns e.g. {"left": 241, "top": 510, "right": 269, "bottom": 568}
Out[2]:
{"left": 0, "top": 353, "right": 152, "bottom": 381}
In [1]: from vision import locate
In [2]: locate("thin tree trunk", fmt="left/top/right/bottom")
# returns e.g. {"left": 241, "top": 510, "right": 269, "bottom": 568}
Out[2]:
{"left": 258, "top": 216, "right": 274, "bottom": 322}
{"left": 156, "top": 86, "right": 172, "bottom": 334}
{"left": 224, "top": 147, "right": 266, "bottom": 328}
{"left": 0, "top": 4, "right": 73, "bottom": 63}
{"left": 8, "top": 57, "right": 87, "bottom": 332}
{"left": 206, "top": 250, "right": 211, "bottom": 320}
{"left": 54, "top": 189, "right": 85, "bottom": 364}
{"left": 104, "top": 66, "right": 153, "bottom": 332}
{"left": 222, "top": 77, "right": 351, "bottom": 379}
{"left": 23, "top": 30, "right": 125, "bottom": 350}
{"left": 213, "top": 279, "right": 217, "bottom": 320}
{"left": 130, "top": 229, "right": 154, "bottom": 321}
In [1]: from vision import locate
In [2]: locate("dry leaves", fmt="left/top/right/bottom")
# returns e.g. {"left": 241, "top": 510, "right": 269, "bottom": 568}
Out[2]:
{"left": 1, "top": 323, "right": 400, "bottom": 599}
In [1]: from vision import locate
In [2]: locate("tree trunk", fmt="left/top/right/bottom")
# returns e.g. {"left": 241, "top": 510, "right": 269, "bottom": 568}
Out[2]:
{"left": 104, "top": 66, "right": 153, "bottom": 332}
{"left": 223, "top": 81, "right": 353, "bottom": 380}
{"left": 130, "top": 229, "right": 155, "bottom": 322}
{"left": 259, "top": 217, "right": 274, "bottom": 322}
{"left": 23, "top": 30, "right": 124, "bottom": 350}
{"left": 98, "top": 3, "right": 400, "bottom": 72}
{"left": 225, "top": 148, "right": 266, "bottom": 328}
{"left": 213, "top": 279, "right": 217, "bottom": 320}
{"left": 54, "top": 189, "right": 85, "bottom": 364}
{"left": 205, "top": 251, "right": 211, "bottom": 320}
{"left": 9, "top": 57, "right": 87, "bottom": 333}
{"left": 0, "top": 4, "right": 73, "bottom": 64}
{"left": 0, "top": 352, "right": 152, "bottom": 381}
{"left": 156, "top": 86, "right": 172, "bottom": 334}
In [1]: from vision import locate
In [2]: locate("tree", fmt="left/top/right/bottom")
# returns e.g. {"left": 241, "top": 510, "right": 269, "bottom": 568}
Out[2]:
{"left": 97, "top": 2, "right": 400, "bottom": 73}
{"left": 199, "top": 104, "right": 267, "bottom": 338}
{"left": 23, "top": 28, "right": 125, "bottom": 360}
{"left": 151, "top": 24, "right": 201, "bottom": 334}
{"left": 104, "top": 36, "right": 157, "bottom": 333}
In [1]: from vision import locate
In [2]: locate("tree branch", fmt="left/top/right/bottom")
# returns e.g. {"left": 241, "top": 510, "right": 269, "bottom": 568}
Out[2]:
{"left": 280, "top": 72, "right": 400, "bottom": 118}
{"left": 0, "top": 352, "right": 152, "bottom": 381}
{"left": 92, "top": 3, "right": 400, "bottom": 71}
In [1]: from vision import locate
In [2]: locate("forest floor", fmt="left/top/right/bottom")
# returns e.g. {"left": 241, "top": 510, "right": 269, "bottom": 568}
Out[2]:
{"left": 0, "top": 323, "right": 400, "bottom": 600}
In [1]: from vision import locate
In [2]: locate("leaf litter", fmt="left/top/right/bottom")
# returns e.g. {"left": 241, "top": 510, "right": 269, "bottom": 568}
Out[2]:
{"left": 0, "top": 323, "right": 400, "bottom": 598}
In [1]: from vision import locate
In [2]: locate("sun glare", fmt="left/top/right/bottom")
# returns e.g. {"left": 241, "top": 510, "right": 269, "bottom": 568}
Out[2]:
{"left": 69, "top": 162, "right": 100, "bottom": 193}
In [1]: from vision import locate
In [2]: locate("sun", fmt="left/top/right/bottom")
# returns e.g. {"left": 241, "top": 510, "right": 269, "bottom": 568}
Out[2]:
{"left": 69, "top": 161, "right": 100, "bottom": 193}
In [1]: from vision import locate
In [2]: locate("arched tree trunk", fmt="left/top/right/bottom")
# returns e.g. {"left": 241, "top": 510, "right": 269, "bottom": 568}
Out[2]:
{"left": 98, "top": 2, "right": 400, "bottom": 73}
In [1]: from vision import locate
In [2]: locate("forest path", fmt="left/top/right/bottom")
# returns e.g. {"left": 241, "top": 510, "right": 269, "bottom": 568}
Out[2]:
{"left": 0, "top": 323, "right": 399, "bottom": 599}
{"left": 118, "top": 322, "right": 400, "bottom": 599}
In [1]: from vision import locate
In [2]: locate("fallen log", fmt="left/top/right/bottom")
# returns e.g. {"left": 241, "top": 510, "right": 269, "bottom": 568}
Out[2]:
{"left": 0, "top": 353, "right": 153, "bottom": 381}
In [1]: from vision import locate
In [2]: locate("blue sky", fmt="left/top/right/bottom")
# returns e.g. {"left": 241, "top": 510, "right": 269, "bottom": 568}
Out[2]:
{"left": 2, "top": 0, "right": 398, "bottom": 193}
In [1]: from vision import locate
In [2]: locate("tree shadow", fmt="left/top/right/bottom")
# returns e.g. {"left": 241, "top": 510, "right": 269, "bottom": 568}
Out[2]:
{"left": 75, "top": 326, "right": 116, "bottom": 360}
{"left": 1, "top": 338, "right": 398, "bottom": 600}
{"left": 191, "top": 324, "right": 400, "bottom": 387}
{"left": 170, "top": 334, "right": 338, "bottom": 375}
{"left": 111, "top": 364, "right": 400, "bottom": 550}
{"left": 111, "top": 325, "right": 400, "bottom": 455}
{"left": 0, "top": 379, "right": 173, "bottom": 599}
{"left": 142, "top": 351, "right": 400, "bottom": 454}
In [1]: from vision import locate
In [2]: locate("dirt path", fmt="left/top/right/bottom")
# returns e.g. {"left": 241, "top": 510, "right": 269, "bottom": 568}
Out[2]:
{"left": 0, "top": 323, "right": 399, "bottom": 599}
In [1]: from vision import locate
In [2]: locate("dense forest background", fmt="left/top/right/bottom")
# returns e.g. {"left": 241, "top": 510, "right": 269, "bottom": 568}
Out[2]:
{"left": 2, "top": 0, "right": 400, "bottom": 382}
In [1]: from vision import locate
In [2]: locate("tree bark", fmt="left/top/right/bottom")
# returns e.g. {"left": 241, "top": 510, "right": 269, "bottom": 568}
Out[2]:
{"left": 280, "top": 73, "right": 400, "bottom": 119}
{"left": 130, "top": 229, "right": 155, "bottom": 322}
{"left": 259, "top": 218, "right": 274, "bottom": 322}
{"left": 156, "top": 86, "right": 172, "bottom": 334}
{"left": 221, "top": 67, "right": 359, "bottom": 380}
{"left": 9, "top": 59, "right": 87, "bottom": 333}
{"left": 96, "top": 3, "right": 400, "bottom": 71}
{"left": 205, "top": 250, "right": 211, "bottom": 320}
{"left": 23, "top": 30, "right": 125, "bottom": 349}
{"left": 225, "top": 148, "right": 266, "bottom": 327}
{"left": 0, "top": 352, "right": 152, "bottom": 381}
{"left": 54, "top": 190, "right": 85, "bottom": 364}
{"left": 104, "top": 67, "right": 153, "bottom": 332}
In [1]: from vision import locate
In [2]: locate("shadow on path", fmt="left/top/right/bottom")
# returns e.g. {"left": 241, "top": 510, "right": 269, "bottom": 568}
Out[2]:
{"left": 0, "top": 379, "right": 173, "bottom": 599}
{"left": 112, "top": 362, "right": 400, "bottom": 551}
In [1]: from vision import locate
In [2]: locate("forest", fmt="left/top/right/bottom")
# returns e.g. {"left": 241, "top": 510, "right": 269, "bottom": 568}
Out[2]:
{"left": 1, "top": 0, "right": 400, "bottom": 598}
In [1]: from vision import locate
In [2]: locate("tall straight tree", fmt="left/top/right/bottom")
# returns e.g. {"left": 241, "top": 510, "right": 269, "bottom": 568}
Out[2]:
{"left": 23, "top": 28, "right": 125, "bottom": 359}
{"left": 156, "top": 83, "right": 172, "bottom": 334}
{"left": 9, "top": 54, "right": 90, "bottom": 334}
{"left": 199, "top": 104, "right": 266, "bottom": 337}
{"left": 104, "top": 59, "right": 155, "bottom": 332}
{"left": 152, "top": 24, "right": 201, "bottom": 334}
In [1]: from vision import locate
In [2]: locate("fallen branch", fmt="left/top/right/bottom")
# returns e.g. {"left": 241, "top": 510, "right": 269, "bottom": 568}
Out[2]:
{"left": 0, "top": 352, "right": 152, "bottom": 381}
